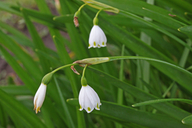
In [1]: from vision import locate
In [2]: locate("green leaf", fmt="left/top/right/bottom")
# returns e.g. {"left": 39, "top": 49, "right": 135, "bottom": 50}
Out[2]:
{"left": 109, "top": 56, "right": 192, "bottom": 94}
{"left": 53, "top": 15, "right": 73, "bottom": 23}
{"left": 182, "top": 115, "right": 192, "bottom": 125}
{"left": 132, "top": 98, "right": 192, "bottom": 107}
{"left": 67, "top": 99, "right": 190, "bottom": 128}
{"left": 0, "top": 45, "right": 37, "bottom": 92}
{"left": 21, "top": 9, "right": 50, "bottom": 73}
{"left": 87, "top": 66, "right": 190, "bottom": 120}
{"left": 0, "top": 21, "right": 33, "bottom": 47}
{"left": 54, "top": 77, "right": 76, "bottom": 128}
{"left": 0, "top": 85, "right": 31, "bottom": 96}
{"left": 0, "top": 2, "right": 21, "bottom": 16}
{"left": 0, "top": 89, "right": 46, "bottom": 128}
{"left": 178, "top": 26, "right": 192, "bottom": 34}
{"left": 0, "top": 30, "right": 42, "bottom": 82}
{"left": 84, "top": 0, "right": 192, "bottom": 52}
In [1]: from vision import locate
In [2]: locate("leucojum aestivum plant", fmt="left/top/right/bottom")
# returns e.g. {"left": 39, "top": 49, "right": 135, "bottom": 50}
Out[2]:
{"left": 31, "top": 0, "right": 192, "bottom": 127}
{"left": 34, "top": 1, "right": 119, "bottom": 114}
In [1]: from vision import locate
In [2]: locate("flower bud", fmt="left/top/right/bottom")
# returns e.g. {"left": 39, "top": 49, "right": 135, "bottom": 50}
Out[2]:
{"left": 74, "top": 57, "right": 110, "bottom": 65}
{"left": 34, "top": 83, "right": 47, "bottom": 114}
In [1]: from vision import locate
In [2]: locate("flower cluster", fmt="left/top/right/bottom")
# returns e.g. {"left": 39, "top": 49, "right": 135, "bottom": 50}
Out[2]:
{"left": 33, "top": 4, "right": 106, "bottom": 115}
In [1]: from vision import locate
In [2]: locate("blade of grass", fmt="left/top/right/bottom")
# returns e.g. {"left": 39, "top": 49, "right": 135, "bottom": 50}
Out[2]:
{"left": 84, "top": 0, "right": 192, "bottom": 52}
{"left": 132, "top": 98, "right": 192, "bottom": 107}
{"left": 115, "top": 45, "right": 125, "bottom": 128}
{"left": 0, "top": 2, "right": 21, "bottom": 16}
{"left": 21, "top": 8, "right": 50, "bottom": 73}
{"left": 0, "top": 89, "right": 46, "bottom": 128}
{"left": 54, "top": 77, "right": 76, "bottom": 128}
{"left": 53, "top": 35, "right": 85, "bottom": 128}
{"left": 0, "top": 21, "right": 33, "bottom": 47}
{"left": 86, "top": 66, "right": 190, "bottom": 119}
{"left": 67, "top": 99, "right": 190, "bottom": 128}
{"left": 59, "top": 0, "right": 88, "bottom": 59}
{"left": 140, "top": 0, "right": 154, "bottom": 88}
{"left": 110, "top": 56, "right": 192, "bottom": 95}
{"left": 182, "top": 115, "right": 192, "bottom": 125}
{"left": 0, "top": 85, "right": 31, "bottom": 96}
{"left": 170, "top": 38, "right": 192, "bottom": 98}
{"left": 0, "top": 29, "right": 42, "bottom": 82}
{"left": 0, "top": 45, "right": 37, "bottom": 92}
{"left": 0, "top": 103, "right": 6, "bottom": 128}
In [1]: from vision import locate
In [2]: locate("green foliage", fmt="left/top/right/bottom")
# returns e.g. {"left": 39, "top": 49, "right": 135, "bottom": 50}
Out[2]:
{"left": 0, "top": 0, "right": 192, "bottom": 127}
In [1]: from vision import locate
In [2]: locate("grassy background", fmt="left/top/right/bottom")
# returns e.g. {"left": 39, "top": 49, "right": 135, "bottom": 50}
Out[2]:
{"left": 0, "top": 0, "right": 192, "bottom": 128}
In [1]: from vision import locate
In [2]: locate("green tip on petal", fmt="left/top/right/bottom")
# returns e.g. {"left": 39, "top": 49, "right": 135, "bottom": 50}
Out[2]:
{"left": 97, "top": 103, "right": 100, "bottom": 109}
{"left": 88, "top": 107, "right": 91, "bottom": 112}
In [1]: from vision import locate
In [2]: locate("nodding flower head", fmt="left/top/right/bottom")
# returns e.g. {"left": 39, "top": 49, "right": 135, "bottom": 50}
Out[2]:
{"left": 78, "top": 85, "right": 101, "bottom": 113}
{"left": 88, "top": 25, "right": 107, "bottom": 49}
{"left": 33, "top": 83, "right": 47, "bottom": 114}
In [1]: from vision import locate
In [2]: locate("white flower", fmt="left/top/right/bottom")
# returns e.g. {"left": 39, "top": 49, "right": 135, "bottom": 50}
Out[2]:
{"left": 33, "top": 83, "right": 47, "bottom": 114}
{"left": 79, "top": 85, "right": 101, "bottom": 113}
{"left": 88, "top": 25, "right": 107, "bottom": 49}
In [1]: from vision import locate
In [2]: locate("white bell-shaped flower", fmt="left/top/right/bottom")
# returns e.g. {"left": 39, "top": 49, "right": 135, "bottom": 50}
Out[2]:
{"left": 88, "top": 25, "right": 107, "bottom": 49}
{"left": 79, "top": 85, "right": 101, "bottom": 113}
{"left": 33, "top": 83, "right": 47, "bottom": 114}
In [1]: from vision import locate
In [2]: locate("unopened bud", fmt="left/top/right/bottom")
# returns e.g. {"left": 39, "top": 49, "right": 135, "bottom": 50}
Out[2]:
{"left": 74, "top": 57, "right": 110, "bottom": 65}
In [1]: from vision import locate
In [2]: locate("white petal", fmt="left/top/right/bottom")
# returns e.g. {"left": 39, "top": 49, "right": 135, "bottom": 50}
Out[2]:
{"left": 36, "top": 84, "right": 47, "bottom": 108}
{"left": 78, "top": 85, "right": 101, "bottom": 113}
{"left": 79, "top": 86, "right": 85, "bottom": 110}
{"left": 84, "top": 94, "right": 94, "bottom": 113}
{"left": 33, "top": 83, "right": 47, "bottom": 113}
{"left": 88, "top": 25, "right": 107, "bottom": 48}
{"left": 86, "top": 85, "right": 98, "bottom": 106}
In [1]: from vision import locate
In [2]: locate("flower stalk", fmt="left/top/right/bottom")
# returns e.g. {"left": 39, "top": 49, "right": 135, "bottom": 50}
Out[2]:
{"left": 34, "top": 63, "right": 78, "bottom": 114}
{"left": 78, "top": 65, "right": 101, "bottom": 113}
{"left": 73, "top": 4, "right": 87, "bottom": 27}
{"left": 88, "top": 9, "right": 108, "bottom": 48}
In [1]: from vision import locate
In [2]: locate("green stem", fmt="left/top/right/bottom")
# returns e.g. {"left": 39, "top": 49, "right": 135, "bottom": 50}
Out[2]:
{"left": 117, "top": 45, "right": 125, "bottom": 104}
{"left": 93, "top": 8, "right": 108, "bottom": 25}
{"left": 51, "top": 63, "right": 78, "bottom": 74}
{"left": 138, "top": 0, "right": 153, "bottom": 111}
{"left": 132, "top": 98, "right": 192, "bottom": 107}
{"left": 78, "top": 3, "right": 87, "bottom": 12}
{"left": 81, "top": 65, "right": 88, "bottom": 86}
{"left": 138, "top": 0, "right": 154, "bottom": 91}
{"left": 179, "top": 39, "right": 192, "bottom": 68}
{"left": 170, "top": 39, "right": 192, "bottom": 98}
{"left": 82, "top": 64, "right": 88, "bottom": 78}
{"left": 116, "top": 45, "right": 125, "bottom": 128}
{"left": 95, "top": 8, "right": 104, "bottom": 19}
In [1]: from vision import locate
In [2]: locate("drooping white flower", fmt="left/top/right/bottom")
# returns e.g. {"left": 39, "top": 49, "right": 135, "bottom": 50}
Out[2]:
{"left": 88, "top": 25, "right": 107, "bottom": 49}
{"left": 79, "top": 85, "right": 101, "bottom": 113}
{"left": 33, "top": 83, "right": 47, "bottom": 114}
